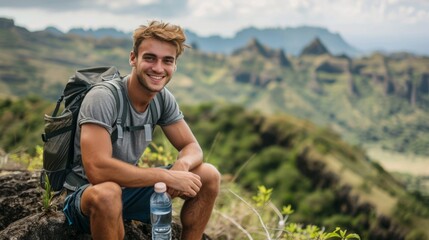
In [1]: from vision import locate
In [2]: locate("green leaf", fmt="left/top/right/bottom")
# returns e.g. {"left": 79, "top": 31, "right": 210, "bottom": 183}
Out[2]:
{"left": 324, "top": 232, "right": 341, "bottom": 239}
{"left": 282, "top": 204, "right": 294, "bottom": 215}
{"left": 345, "top": 233, "right": 361, "bottom": 240}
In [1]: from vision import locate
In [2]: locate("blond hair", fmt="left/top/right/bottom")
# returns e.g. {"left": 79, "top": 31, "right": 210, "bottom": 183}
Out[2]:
{"left": 133, "top": 20, "right": 188, "bottom": 58}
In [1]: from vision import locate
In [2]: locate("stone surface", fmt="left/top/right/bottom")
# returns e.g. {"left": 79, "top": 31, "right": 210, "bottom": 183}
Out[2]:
{"left": 0, "top": 171, "right": 208, "bottom": 240}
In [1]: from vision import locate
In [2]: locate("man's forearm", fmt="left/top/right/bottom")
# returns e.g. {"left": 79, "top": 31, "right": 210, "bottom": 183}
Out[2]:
{"left": 175, "top": 142, "right": 203, "bottom": 171}
{"left": 84, "top": 156, "right": 170, "bottom": 187}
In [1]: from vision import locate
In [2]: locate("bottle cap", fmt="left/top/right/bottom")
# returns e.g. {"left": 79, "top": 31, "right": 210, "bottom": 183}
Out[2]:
{"left": 154, "top": 182, "right": 167, "bottom": 193}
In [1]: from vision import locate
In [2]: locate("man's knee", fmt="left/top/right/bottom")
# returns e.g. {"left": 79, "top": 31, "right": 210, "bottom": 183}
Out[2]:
{"left": 200, "top": 163, "right": 221, "bottom": 196}
{"left": 82, "top": 181, "right": 123, "bottom": 215}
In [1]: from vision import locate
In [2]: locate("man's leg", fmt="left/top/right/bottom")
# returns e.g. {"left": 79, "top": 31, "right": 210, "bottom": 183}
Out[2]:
{"left": 180, "top": 163, "right": 221, "bottom": 240}
{"left": 80, "top": 181, "right": 124, "bottom": 240}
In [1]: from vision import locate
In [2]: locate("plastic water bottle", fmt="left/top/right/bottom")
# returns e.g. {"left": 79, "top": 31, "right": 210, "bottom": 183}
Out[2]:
{"left": 150, "top": 182, "right": 172, "bottom": 240}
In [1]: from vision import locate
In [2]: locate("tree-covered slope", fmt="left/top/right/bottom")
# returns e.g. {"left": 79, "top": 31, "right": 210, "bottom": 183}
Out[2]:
{"left": 180, "top": 103, "right": 429, "bottom": 239}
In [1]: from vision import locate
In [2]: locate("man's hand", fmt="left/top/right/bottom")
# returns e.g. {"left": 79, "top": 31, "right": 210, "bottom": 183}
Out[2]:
{"left": 161, "top": 119, "right": 204, "bottom": 198}
{"left": 165, "top": 170, "right": 201, "bottom": 198}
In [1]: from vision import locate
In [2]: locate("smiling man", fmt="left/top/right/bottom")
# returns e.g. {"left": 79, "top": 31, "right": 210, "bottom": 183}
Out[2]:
{"left": 62, "top": 21, "right": 220, "bottom": 240}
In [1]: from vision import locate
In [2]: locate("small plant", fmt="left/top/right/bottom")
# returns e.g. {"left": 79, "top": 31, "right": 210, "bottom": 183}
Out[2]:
{"left": 41, "top": 173, "right": 54, "bottom": 212}
{"left": 321, "top": 227, "right": 361, "bottom": 240}
{"left": 252, "top": 185, "right": 273, "bottom": 207}
{"left": 225, "top": 184, "right": 361, "bottom": 240}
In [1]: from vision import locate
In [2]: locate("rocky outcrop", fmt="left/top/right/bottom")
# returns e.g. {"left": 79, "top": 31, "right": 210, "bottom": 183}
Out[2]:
{"left": 347, "top": 71, "right": 359, "bottom": 97}
{"left": 315, "top": 61, "right": 344, "bottom": 73}
{"left": 0, "top": 171, "right": 209, "bottom": 240}
{"left": 233, "top": 70, "right": 281, "bottom": 87}
{"left": 231, "top": 38, "right": 291, "bottom": 87}
{"left": 0, "top": 18, "right": 14, "bottom": 29}
{"left": 0, "top": 210, "right": 184, "bottom": 240}
{"left": 418, "top": 73, "right": 429, "bottom": 94}
{"left": 381, "top": 58, "right": 395, "bottom": 95}
{"left": 232, "top": 38, "right": 291, "bottom": 68}
{"left": 300, "top": 37, "right": 331, "bottom": 56}
{"left": 307, "top": 71, "right": 323, "bottom": 94}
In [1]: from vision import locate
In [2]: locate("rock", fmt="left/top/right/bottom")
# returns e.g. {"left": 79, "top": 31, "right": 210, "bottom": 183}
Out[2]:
{"left": 0, "top": 171, "right": 42, "bottom": 230}
{"left": 300, "top": 37, "right": 331, "bottom": 56}
{"left": 0, "top": 171, "right": 210, "bottom": 240}
{"left": 0, "top": 211, "right": 183, "bottom": 240}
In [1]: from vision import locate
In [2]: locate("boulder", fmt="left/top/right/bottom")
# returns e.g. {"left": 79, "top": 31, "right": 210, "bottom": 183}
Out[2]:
{"left": 0, "top": 171, "right": 209, "bottom": 239}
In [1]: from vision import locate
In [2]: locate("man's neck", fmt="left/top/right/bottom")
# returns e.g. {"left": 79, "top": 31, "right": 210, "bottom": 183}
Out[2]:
{"left": 127, "top": 74, "right": 155, "bottom": 113}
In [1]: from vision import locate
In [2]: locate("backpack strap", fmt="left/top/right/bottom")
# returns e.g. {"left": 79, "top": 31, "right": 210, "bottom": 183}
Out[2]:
{"left": 150, "top": 91, "right": 163, "bottom": 128}
{"left": 124, "top": 91, "right": 164, "bottom": 142}
{"left": 97, "top": 80, "right": 128, "bottom": 143}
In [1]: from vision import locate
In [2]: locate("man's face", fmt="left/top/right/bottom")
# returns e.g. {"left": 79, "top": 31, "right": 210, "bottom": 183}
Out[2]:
{"left": 130, "top": 38, "right": 177, "bottom": 93}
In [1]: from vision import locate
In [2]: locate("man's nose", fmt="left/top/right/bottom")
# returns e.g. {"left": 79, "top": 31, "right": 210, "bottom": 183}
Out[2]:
{"left": 151, "top": 60, "right": 164, "bottom": 72}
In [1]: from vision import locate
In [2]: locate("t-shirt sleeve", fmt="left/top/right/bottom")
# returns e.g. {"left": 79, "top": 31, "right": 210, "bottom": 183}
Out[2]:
{"left": 158, "top": 87, "right": 184, "bottom": 126}
{"left": 78, "top": 86, "right": 117, "bottom": 134}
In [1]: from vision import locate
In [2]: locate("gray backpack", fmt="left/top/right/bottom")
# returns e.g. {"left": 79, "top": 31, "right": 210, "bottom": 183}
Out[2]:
{"left": 41, "top": 66, "right": 162, "bottom": 191}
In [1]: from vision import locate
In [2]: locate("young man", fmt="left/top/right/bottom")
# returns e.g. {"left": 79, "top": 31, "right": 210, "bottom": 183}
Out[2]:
{"left": 63, "top": 21, "right": 220, "bottom": 240}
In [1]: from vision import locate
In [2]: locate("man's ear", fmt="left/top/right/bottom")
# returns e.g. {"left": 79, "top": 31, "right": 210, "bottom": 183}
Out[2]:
{"left": 129, "top": 51, "right": 136, "bottom": 67}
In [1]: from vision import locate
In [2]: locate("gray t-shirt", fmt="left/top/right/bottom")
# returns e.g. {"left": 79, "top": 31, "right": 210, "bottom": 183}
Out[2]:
{"left": 67, "top": 76, "right": 183, "bottom": 188}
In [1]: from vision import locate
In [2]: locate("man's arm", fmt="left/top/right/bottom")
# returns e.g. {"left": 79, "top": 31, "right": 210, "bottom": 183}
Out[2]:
{"left": 80, "top": 123, "right": 202, "bottom": 197}
{"left": 161, "top": 119, "right": 204, "bottom": 198}
{"left": 161, "top": 119, "right": 204, "bottom": 172}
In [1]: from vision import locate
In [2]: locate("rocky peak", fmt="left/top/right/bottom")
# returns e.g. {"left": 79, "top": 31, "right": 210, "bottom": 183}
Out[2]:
{"left": 232, "top": 38, "right": 268, "bottom": 57}
{"left": 300, "top": 37, "right": 331, "bottom": 56}
{"left": 0, "top": 17, "right": 15, "bottom": 29}
{"left": 232, "top": 38, "right": 291, "bottom": 67}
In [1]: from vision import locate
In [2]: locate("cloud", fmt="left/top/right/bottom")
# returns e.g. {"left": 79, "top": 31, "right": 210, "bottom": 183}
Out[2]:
{"left": 2, "top": 0, "right": 428, "bottom": 30}
{"left": 0, "top": 0, "right": 189, "bottom": 17}
{"left": 0, "top": 0, "right": 79, "bottom": 11}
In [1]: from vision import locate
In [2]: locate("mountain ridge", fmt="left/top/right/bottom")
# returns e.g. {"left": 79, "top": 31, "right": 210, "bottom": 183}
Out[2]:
{"left": 40, "top": 19, "right": 358, "bottom": 56}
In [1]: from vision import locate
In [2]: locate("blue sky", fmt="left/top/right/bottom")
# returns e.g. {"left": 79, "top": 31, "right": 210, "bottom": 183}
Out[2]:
{"left": 1, "top": 0, "right": 428, "bottom": 54}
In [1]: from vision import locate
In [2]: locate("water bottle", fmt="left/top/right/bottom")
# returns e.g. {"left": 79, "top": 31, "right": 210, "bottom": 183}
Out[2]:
{"left": 150, "top": 182, "right": 172, "bottom": 240}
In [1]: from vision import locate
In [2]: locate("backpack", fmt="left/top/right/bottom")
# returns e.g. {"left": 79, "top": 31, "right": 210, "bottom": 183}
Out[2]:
{"left": 41, "top": 66, "right": 163, "bottom": 191}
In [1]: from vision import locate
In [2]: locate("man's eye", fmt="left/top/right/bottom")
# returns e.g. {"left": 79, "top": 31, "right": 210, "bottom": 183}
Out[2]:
{"left": 143, "top": 56, "right": 156, "bottom": 62}
{"left": 164, "top": 59, "right": 174, "bottom": 65}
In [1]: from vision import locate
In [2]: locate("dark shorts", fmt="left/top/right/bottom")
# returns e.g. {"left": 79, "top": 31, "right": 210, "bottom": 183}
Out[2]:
{"left": 63, "top": 184, "right": 156, "bottom": 234}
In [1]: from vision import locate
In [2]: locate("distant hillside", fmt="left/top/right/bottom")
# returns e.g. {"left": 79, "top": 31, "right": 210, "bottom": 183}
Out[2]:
{"left": 43, "top": 22, "right": 359, "bottom": 57}
{"left": 186, "top": 26, "right": 360, "bottom": 56}
{"left": 68, "top": 27, "right": 131, "bottom": 39}
{"left": 183, "top": 104, "right": 429, "bottom": 239}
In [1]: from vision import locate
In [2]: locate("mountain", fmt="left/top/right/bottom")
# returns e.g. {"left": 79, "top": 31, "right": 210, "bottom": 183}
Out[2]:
{"left": 232, "top": 38, "right": 291, "bottom": 68}
{"left": 300, "top": 37, "right": 331, "bottom": 56}
{"left": 186, "top": 26, "right": 360, "bottom": 56}
{"left": 44, "top": 26, "right": 63, "bottom": 36}
{"left": 68, "top": 27, "right": 131, "bottom": 39}
{"left": 37, "top": 20, "right": 359, "bottom": 57}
